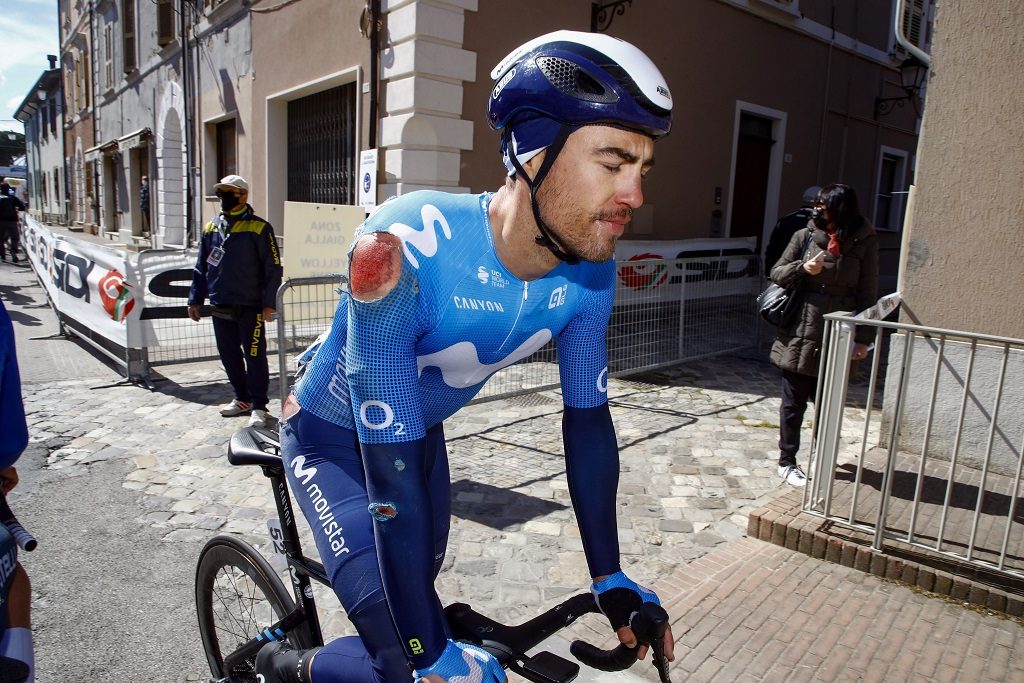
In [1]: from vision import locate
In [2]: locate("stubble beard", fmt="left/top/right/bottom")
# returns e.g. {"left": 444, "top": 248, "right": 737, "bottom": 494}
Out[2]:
{"left": 536, "top": 184, "right": 628, "bottom": 264}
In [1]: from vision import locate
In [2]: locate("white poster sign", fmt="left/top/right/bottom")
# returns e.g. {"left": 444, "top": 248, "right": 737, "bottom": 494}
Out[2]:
{"left": 358, "top": 149, "right": 378, "bottom": 212}
{"left": 282, "top": 201, "right": 363, "bottom": 279}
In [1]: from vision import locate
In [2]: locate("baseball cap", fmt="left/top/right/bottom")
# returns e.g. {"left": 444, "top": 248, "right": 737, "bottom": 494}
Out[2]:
{"left": 802, "top": 185, "right": 821, "bottom": 205}
{"left": 215, "top": 174, "right": 249, "bottom": 194}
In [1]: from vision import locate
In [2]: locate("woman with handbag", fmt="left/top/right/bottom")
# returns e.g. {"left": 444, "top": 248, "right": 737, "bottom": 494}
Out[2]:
{"left": 768, "top": 183, "right": 879, "bottom": 486}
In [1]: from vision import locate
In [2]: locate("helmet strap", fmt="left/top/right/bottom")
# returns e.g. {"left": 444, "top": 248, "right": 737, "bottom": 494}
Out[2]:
{"left": 507, "top": 125, "right": 580, "bottom": 265}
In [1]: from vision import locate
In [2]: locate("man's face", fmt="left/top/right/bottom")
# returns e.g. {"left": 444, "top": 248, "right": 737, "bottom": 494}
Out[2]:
{"left": 534, "top": 125, "right": 654, "bottom": 263}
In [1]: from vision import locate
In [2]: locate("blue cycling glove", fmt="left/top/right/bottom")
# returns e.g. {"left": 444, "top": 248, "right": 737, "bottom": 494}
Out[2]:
{"left": 413, "top": 639, "right": 506, "bottom": 683}
{"left": 591, "top": 570, "right": 662, "bottom": 632}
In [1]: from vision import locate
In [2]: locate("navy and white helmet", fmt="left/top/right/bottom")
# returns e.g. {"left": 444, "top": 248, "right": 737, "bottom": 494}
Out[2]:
{"left": 488, "top": 30, "right": 672, "bottom": 139}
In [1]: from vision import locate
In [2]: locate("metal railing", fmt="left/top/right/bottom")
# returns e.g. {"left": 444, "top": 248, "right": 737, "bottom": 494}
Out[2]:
{"left": 274, "top": 275, "right": 347, "bottom": 406}
{"left": 805, "top": 312, "right": 1024, "bottom": 579}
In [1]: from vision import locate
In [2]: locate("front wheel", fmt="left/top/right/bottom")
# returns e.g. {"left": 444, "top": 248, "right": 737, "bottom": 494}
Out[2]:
{"left": 195, "top": 535, "right": 311, "bottom": 682}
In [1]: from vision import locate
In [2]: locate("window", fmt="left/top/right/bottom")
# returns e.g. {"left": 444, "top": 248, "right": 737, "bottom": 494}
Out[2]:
{"left": 873, "top": 147, "right": 909, "bottom": 231}
{"left": 215, "top": 119, "right": 237, "bottom": 181}
{"left": 82, "top": 51, "right": 91, "bottom": 106}
{"left": 123, "top": 0, "right": 137, "bottom": 72}
{"left": 287, "top": 83, "right": 357, "bottom": 205}
{"left": 896, "top": 0, "right": 935, "bottom": 56}
{"left": 104, "top": 25, "right": 114, "bottom": 89}
{"left": 157, "top": 0, "right": 175, "bottom": 46}
{"left": 66, "top": 65, "right": 76, "bottom": 113}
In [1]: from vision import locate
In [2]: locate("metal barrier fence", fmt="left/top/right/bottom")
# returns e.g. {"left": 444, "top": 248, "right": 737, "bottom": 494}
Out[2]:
{"left": 141, "top": 253, "right": 762, "bottom": 401}
{"left": 473, "top": 254, "right": 762, "bottom": 401}
{"left": 805, "top": 313, "right": 1024, "bottom": 580}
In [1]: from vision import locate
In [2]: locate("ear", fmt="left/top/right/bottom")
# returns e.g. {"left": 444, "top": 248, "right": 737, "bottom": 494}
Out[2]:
{"left": 520, "top": 149, "right": 547, "bottom": 183}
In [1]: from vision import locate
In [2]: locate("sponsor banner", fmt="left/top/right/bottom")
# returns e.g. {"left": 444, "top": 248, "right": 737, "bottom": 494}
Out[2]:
{"left": 614, "top": 237, "right": 759, "bottom": 305}
{"left": 21, "top": 215, "right": 133, "bottom": 347}
{"left": 128, "top": 248, "right": 205, "bottom": 348}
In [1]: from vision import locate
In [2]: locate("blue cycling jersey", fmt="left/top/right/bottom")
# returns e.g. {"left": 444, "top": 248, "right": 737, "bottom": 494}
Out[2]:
{"left": 294, "top": 191, "right": 614, "bottom": 438}
{"left": 289, "top": 190, "right": 622, "bottom": 671}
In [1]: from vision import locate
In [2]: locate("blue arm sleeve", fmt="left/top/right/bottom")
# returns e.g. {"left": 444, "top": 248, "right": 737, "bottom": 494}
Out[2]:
{"left": 361, "top": 439, "right": 448, "bottom": 668}
{"left": 563, "top": 403, "right": 621, "bottom": 578}
{"left": 0, "top": 302, "right": 28, "bottom": 469}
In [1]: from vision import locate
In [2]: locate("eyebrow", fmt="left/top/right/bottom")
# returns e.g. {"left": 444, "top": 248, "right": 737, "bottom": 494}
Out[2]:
{"left": 595, "top": 146, "right": 655, "bottom": 169}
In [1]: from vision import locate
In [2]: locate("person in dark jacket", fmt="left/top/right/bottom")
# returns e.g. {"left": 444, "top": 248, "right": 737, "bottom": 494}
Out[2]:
{"left": 187, "top": 175, "right": 283, "bottom": 428}
{"left": 769, "top": 183, "right": 878, "bottom": 486}
{"left": 0, "top": 183, "right": 26, "bottom": 263}
{"left": 764, "top": 185, "right": 819, "bottom": 273}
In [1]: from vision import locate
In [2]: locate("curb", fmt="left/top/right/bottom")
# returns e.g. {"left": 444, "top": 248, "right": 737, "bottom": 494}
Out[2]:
{"left": 747, "top": 489, "right": 1024, "bottom": 618}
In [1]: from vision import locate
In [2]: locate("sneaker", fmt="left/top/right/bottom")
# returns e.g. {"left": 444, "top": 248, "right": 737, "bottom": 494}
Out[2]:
{"left": 779, "top": 463, "right": 808, "bottom": 487}
{"left": 219, "top": 399, "right": 252, "bottom": 417}
{"left": 248, "top": 409, "right": 270, "bottom": 428}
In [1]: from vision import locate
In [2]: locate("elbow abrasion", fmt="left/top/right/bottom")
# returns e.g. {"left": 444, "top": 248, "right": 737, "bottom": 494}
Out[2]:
{"left": 350, "top": 232, "right": 404, "bottom": 302}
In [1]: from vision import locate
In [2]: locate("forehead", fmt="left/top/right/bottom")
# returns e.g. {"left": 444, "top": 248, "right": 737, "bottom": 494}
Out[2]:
{"left": 567, "top": 125, "right": 654, "bottom": 159}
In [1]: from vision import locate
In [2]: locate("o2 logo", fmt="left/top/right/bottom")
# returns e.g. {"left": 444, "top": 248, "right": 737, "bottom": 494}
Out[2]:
{"left": 359, "top": 400, "right": 405, "bottom": 435}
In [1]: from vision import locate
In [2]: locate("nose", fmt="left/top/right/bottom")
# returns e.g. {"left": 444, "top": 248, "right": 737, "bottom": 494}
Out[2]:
{"left": 618, "top": 171, "right": 644, "bottom": 210}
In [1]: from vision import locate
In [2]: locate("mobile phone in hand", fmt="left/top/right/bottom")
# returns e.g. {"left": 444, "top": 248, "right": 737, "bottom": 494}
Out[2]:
{"left": 810, "top": 250, "right": 827, "bottom": 263}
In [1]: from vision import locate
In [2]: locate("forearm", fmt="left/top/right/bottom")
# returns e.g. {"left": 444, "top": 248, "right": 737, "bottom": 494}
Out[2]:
{"left": 563, "top": 403, "right": 621, "bottom": 578}
{"left": 361, "top": 440, "right": 448, "bottom": 668}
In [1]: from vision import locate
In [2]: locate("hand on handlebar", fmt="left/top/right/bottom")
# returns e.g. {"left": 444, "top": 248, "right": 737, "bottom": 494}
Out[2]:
{"left": 413, "top": 639, "right": 507, "bottom": 683}
{"left": 592, "top": 571, "right": 675, "bottom": 664}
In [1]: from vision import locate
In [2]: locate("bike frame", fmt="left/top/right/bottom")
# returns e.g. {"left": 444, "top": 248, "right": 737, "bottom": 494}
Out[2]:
{"left": 220, "top": 461, "right": 330, "bottom": 675}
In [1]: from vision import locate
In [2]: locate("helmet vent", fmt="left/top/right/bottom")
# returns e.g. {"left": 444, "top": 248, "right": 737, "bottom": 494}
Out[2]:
{"left": 537, "top": 56, "right": 618, "bottom": 103}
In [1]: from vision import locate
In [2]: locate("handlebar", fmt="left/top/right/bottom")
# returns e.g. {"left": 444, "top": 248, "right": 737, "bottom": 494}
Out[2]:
{"left": 445, "top": 591, "right": 672, "bottom": 683}
{"left": 570, "top": 601, "right": 672, "bottom": 683}
{"left": 0, "top": 493, "right": 36, "bottom": 552}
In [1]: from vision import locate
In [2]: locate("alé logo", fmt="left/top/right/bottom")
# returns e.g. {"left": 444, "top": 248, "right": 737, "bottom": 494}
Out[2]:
{"left": 291, "top": 456, "right": 317, "bottom": 485}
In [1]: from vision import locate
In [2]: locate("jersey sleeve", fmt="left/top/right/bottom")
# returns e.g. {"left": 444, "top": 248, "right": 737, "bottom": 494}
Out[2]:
{"left": 556, "top": 262, "right": 615, "bottom": 408}
{"left": 0, "top": 302, "right": 28, "bottom": 469}
{"left": 344, "top": 239, "right": 427, "bottom": 443}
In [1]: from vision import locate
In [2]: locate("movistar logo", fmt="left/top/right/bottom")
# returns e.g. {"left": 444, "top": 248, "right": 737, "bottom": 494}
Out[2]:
{"left": 291, "top": 456, "right": 317, "bottom": 485}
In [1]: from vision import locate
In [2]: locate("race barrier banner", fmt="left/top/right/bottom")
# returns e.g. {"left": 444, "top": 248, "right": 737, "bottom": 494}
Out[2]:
{"left": 613, "top": 237, "right": 759, "bottom": 306}
{"left": 21, "top": 215, "right": 134, "bottom": 349}
{"left": 21, "top": 215, "right": 206, "bottom": 355}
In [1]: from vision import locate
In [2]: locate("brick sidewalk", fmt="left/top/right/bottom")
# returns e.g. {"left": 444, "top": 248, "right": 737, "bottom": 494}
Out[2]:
{"left": 639, "top": 537, "right": 1024, "bottom": 682}
{"left": 748, "top": 445, "right": 1024, "bottom": 619}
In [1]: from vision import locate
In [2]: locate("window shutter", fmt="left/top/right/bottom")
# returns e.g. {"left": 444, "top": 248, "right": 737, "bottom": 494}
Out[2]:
{"left": 158, "top": 0, "right": 175, "bottom": 46}
{"left": 123, "top": 0, "right": 137, "bottom": 73}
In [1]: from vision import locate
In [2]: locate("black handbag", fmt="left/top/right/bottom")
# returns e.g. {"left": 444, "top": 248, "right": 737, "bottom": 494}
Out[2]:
{"left": 757, "top": 282, "right": 802, "bottom": 326}
{"left": 758, "top": 234, "right": 813, "bottom": 326}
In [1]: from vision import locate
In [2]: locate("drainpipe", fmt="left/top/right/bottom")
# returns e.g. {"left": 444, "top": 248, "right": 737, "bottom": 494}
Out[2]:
{"left": 893, "top": 0, "right": 931, "bottom": 67}
{"left": 180, "top": 0, "right": 196, "bottom": 247}
{"left": 368, "top": 0, "right": 380, "bottom": 149}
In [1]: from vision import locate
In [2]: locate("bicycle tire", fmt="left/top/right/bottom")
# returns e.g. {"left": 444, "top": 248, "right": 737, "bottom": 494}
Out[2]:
{"left": 195, "top": 535, "right": 313, "bottom": 682}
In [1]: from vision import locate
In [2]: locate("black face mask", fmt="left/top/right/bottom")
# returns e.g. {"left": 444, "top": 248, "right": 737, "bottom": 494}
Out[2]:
{"left": 218, "top": 192, "right": 241, "bottom": 212}
{"left": 810, "top": 206, "right": 829, "bottom": 230}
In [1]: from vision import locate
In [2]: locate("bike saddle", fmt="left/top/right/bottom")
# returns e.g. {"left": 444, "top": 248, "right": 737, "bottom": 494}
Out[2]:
{"left": 227, "top": 426, "right": 283, "bottom": 469}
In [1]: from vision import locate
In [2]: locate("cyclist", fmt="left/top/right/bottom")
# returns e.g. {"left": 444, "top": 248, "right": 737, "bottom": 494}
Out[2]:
{"left": 262, "top": 30, "right": 676, "bottom": 682}
{"left": 1, "top": 299, "right": 33, "bottom": 683}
